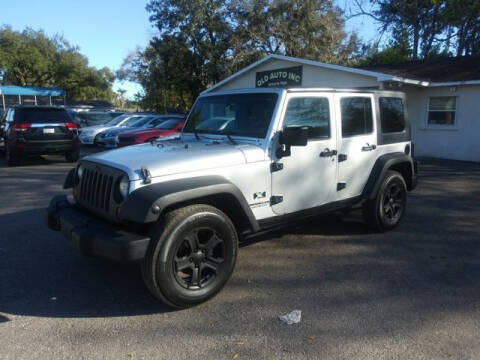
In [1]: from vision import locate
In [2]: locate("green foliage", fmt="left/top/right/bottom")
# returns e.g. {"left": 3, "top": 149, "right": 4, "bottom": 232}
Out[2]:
{"left": 120, "top": 0, "right": 360, "bottom": 112}
{"left": 361, "top": 0, "right": 480, "bottom": 60}
{"left": 359, "top": 42, "right": 411, "bottom": 66}
{"left": 0, "top": 26, "right": 115, "bottom": 101}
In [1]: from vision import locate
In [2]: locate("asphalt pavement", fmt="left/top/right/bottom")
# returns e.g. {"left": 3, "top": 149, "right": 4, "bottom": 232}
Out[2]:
{"left": 1, "top": 150, "right": 479, "bottom": 360}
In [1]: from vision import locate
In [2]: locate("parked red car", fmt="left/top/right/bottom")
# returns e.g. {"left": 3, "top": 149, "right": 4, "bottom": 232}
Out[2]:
{"left": 117, "top": 116, "right": 185, "bottom": 147}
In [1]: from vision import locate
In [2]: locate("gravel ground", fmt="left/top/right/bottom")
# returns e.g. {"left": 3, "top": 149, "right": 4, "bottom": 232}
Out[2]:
{"left": 1, "top": 150, "right": 479, "bottom": 360}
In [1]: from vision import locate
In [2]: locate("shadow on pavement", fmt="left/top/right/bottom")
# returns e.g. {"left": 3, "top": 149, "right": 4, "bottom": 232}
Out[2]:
{"left": 0, "top": 156, "right": 479, "bottom": 333}
{"left": 0, "top": 207, "right": 172, "bottom": 318}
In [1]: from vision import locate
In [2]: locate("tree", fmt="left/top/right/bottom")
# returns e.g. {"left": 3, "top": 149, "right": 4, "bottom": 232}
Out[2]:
{"left": 350, "top": 0, "right": 480, "bottom": 60}
{"left": 122, "top": 0, "right": 360, "bottom": 112}
{"left": 0, "top": 26, "right": 115, "bottom": 101}
{"left": 231, "top": 0, "right": 359, "bottom": 64}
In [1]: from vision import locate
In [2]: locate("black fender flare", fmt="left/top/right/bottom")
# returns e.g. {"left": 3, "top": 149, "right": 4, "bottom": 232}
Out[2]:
{"left": 63, "top": 168, "right": 75, "bottom": 189}
{"left": 118, "top": 175, "right": 260, "bottom": 231}
{"left": 362, "top": 152, "right": 415, "bottom": 199}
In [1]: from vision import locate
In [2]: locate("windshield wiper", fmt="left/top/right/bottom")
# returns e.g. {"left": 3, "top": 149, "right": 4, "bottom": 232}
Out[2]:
{"left": 194, "top": 130, "right": 200, "bottom": 140}
{"left": 224, "top": 133, "right": 237, "bottom": 145}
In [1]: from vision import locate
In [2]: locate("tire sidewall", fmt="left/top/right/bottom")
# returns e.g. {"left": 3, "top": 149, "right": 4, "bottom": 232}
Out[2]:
{"left": 376, "top": 172, "right": 407, "bottom": 230}
{"left": 151, "top": 208, "right": 237, "bottom": 307}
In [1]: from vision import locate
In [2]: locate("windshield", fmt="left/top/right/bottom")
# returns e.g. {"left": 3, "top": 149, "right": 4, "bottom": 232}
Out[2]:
{"left": 127, "top": 116, "right": 152, "bottom": 127}
{"left": 144, "top": 117, "right": 164, "bottom": 128}
{"left": 75, "top": 112, "right": 116, "bottom": 126}
{"left": 16, "top": 108, "right": 70, "bottom": 123}
{"left": 183, "top": 93, "right": 278, "bottom": 138}
{"left": 106, "top": 114, "right": 131, "bottom": 126}
{"left": 156, "top": 118, "right": 181, "bottom": 129}
{"left": 118, "top": 116, "right": 145, "bottom": 127}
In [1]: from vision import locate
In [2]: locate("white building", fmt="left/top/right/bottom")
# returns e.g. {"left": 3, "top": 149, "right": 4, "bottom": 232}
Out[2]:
{"left": 204, "top": 54, "right": 480, "bottom": 162}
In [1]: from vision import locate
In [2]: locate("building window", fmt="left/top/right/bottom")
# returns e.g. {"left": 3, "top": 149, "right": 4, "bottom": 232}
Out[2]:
{"left": 428, "top": 97, "right": 456, "bottom": 126}
{"left": 340, "top": 97, "right": 373, "bottom": 137}
{"left": 379, "top": 97, "right": 405, "bottom": 133}
{"left": 284, "top": 97, "right": 330, "bottom": 139}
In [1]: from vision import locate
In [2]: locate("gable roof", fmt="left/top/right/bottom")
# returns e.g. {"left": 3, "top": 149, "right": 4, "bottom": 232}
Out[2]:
{"left": 203, "top": 54, "right": 398, "bottom": 93}
{"left": 203, "top": 54, "right": 480, "bottom": 93}
{"left": 361, "top": 55, "right": 480, "bottom": 83}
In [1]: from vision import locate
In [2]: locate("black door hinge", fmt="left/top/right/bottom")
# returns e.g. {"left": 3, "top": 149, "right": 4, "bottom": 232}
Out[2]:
{"left": 338, "top": 154, "right": 347, "bottom": 162}
{"left": 270, "top": 195, "right": 283, "bottom": 205}
{"left": 337, "top": 182, "right": 346, "bottom": 191}
{"left": 270, "top": 162, "right": 284, "bottom": 172}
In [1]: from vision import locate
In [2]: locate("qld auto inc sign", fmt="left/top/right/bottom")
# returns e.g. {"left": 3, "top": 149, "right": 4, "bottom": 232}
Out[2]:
{"left": 256, "top": 66, "right": 303, "bottom": 88}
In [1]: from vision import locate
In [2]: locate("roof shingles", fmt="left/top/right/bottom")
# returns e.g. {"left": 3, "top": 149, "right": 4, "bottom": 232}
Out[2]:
{"left": 360, "top": 55, "right": 480, "bottom": 82}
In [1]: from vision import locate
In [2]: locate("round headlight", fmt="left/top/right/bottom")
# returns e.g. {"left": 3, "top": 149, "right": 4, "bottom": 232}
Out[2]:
{"left": 77, "top": 164, "right": 84, "bottom": 179}
{"left": 118, "top": 176, "right": 129, "bottom": 199}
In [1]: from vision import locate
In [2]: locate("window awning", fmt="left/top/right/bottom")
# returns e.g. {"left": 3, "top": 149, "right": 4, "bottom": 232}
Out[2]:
{"left": 0, "top": 85, "right": 65, "bottom": 97}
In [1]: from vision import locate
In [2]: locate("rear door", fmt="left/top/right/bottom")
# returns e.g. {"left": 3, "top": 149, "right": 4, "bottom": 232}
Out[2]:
{"left": 15, "top": 108, "right": 76, "bottom": 142}
{"left": 335, "top": 93, "right": 377, "bottom": 200}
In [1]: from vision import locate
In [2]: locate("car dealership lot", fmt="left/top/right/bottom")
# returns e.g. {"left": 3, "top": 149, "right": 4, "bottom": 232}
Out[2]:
{"left": 1, "top": 153, "right": 479, "bottom": 360}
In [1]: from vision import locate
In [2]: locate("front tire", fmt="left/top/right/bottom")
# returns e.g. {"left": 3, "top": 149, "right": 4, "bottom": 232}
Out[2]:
{"left": 142, "top": 204, "right": 238, "bottom": 308}
{"left": 363, "top": 170, "right": 407, "bottom": 232}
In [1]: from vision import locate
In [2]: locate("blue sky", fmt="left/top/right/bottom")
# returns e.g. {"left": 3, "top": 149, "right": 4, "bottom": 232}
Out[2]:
{"left": 1, "top": 0, "right": 377, "bottom": 99}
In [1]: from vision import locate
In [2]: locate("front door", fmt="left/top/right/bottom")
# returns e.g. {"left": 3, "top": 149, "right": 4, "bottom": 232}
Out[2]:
{"left": 271, "top": 94, "right": 338, "bottom": 215}
{"left": 335, "top": 94, "right": 378, "bottom": 200}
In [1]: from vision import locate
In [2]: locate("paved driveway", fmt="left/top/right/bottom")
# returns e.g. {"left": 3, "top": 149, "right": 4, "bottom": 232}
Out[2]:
{"left": 1, "top": 153, "right": 479, "bottom": 359}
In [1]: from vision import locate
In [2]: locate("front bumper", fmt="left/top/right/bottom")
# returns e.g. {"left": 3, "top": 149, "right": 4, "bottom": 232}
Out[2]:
{"left": 46, "top": 195, "right": 149, "bottom": 262}
{"left": 79, "top": 135, "right": 95, "bottom": 144}
{"left": 96, "top": 137, "right": 118, "bottom": 148}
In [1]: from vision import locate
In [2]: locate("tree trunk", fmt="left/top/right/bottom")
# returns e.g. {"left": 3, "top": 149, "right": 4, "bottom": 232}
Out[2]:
{"left": 412, "top": 22, "right": 420, "bottom": 59}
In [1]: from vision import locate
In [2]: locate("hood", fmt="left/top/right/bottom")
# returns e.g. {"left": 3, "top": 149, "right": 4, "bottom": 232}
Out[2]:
{"left": 80, "top": 124, "right": 108, "bottom": 131}
{"left": 120, "top": 128, "right": 175, "bottom": 137}
{"left": 84, "top": 138, "right": 265, "bottom": 181}
{"left": 102, "top": 127, "right": 136, "bottom": 137}
{"left": 80, "top": 124, "right": 112, "bottom": 134}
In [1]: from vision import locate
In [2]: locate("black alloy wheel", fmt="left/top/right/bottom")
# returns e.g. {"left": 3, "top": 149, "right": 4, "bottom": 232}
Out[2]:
{"left": 380, "top": 182, "right": 406, "bottom": 225}
{"left": 363, "top": 170, "right": 407, "bottom": 231}
{"left": 173, "top": 227, "right": 226, "bottom": 290}
{"left": 142, "top": 204, "right": 238, "bottom": 308}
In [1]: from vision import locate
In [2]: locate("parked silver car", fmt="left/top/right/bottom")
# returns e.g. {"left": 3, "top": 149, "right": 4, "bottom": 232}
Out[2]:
{"left": 78, "top": 114, "right": 148, "bottom": 145}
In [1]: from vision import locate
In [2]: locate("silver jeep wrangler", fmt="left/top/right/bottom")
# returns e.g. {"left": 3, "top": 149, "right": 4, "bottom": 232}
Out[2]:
{"left": 47, "top": 88, "right": 418, "bottom": 308}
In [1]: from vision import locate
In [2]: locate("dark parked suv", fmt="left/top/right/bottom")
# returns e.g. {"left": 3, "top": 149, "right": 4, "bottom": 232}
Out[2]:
{"left": 1, "top": 106, "right": 80, "bottom": 166}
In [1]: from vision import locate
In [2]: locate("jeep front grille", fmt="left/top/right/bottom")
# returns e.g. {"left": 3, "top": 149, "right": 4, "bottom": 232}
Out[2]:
{"left": 79, "top": 168, "right": 114, "bottom": 211}
{"left": 75, "top": 161, "right": 124, "bottom": 220}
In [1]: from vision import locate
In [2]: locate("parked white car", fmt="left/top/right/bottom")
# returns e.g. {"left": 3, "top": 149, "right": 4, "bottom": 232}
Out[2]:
{"left": 77, "top": 114, "right": 149, "bottom": 145}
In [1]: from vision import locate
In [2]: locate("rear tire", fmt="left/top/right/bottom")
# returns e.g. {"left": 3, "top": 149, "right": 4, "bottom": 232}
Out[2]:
{"left": 65, "top": 150, "right": 80, "bottom": 163}
{"left": 141, "top": 204, "right": 238, "bottom": 308}
{"left": 363, "top": 170, "right": 407, "bottom": 232}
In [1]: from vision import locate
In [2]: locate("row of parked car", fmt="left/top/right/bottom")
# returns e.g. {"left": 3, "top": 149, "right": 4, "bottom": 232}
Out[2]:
{"left": 0, "top": 105, "right": 185, "bottom": 167}
{"left": 77, "top": 113, "right": 185, "bottom": 148}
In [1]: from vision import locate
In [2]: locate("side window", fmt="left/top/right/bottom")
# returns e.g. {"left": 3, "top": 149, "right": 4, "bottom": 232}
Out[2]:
{"left": 427, "top": 96, "right": 456, "bottom": 126}
{"left": 340, "top": 97, "right": 373, "bottom": 137}
{"left": 6, "top": 109, "right": 14, "bottom": 122}
{"left": 379, "top": 97, "right": 405, "bottom": 133}
{"left": 284, "top": 97, "right": 330, "bottom": 139}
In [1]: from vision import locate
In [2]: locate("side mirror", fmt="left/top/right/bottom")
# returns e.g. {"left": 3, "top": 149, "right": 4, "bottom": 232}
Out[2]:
{"left": 276, "top": 126, "right": 308, "bottom": 158}
{"left": 280, "top": 126, "right": 309, "bottom": 147}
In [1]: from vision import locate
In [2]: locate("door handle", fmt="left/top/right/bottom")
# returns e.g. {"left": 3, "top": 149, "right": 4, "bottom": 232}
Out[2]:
{"left": 362, "top": 143, "right": 377, "bottom": 151}
{"left": 320, "top": 148, "right": 338, "bottom": 157}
